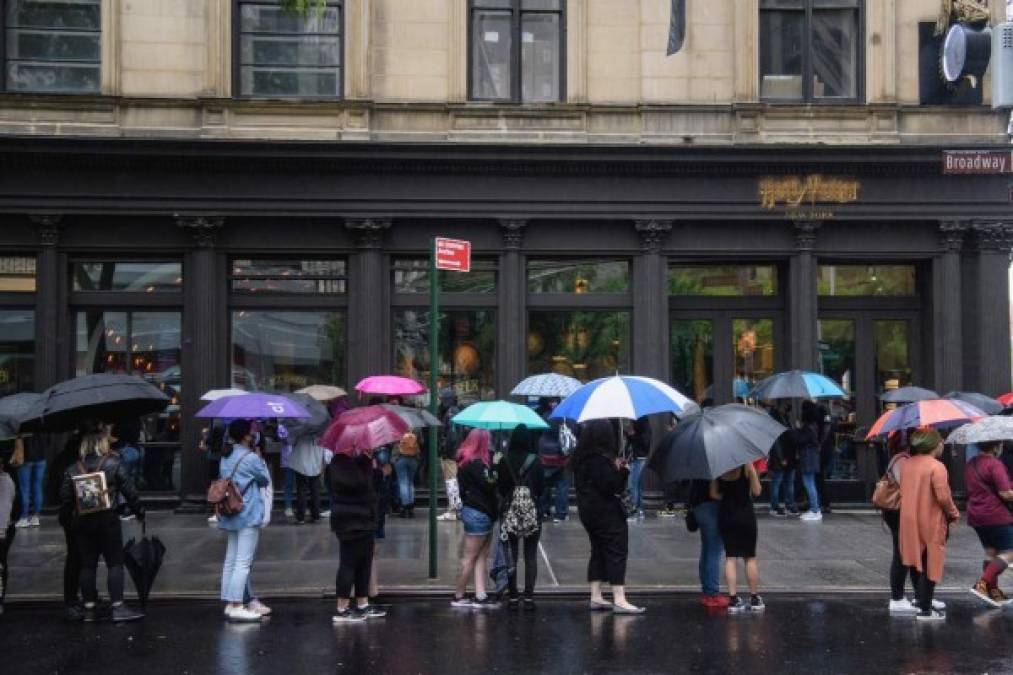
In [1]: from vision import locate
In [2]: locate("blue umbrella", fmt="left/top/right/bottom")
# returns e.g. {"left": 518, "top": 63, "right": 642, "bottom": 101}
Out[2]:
{"left": 550, "top": 375, "right": 695, "bottom": 424}
{"left": 452, "top": 400, "right": 549, "bottom": 431}
{"left": 749, "top": 370, "right": 845, "bottom": 401}
{"left": 510, "top": 373, "right": 583, "bottom": 398}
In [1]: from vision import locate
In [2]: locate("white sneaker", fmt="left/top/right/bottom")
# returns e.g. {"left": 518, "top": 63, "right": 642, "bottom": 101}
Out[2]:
{"left": 437, "top": 512, "right": 458, "bottom": 522}
{"left": 912, "top": 597, "right": 946, "bottom": 611}
{"left": 916, "top": 609, "right": 946, "bottom": 622}
{"left": 799, "top": 511, "right": 823, "bottom": 522}
{"left": 226, "top": 606, "right": 263, "bottom": 622}
{"left": 14, "top": 518, "right": 29, "bottom": 529}
{"left": 248, "top": 599, "right": 272, "bottom": 616}
{"left": 889, "top": 598, "right": 917, "bottom": 614}
{"left": 284, "top": 508, "right": 294, "bottom": 519}
{"left": 320, "top": 510, "right": 330, "bottom": 518}
{"left": 28, "top": 515, "right": 40, "bottom": 527}
{"left": 207, "top": 514, "right": 218, "bottom": 524}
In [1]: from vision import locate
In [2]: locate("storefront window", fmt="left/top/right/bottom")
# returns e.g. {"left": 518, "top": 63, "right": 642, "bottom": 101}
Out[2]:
{"left": 231, "top": 311, "right": 347, "bottom": 392}
{"left": 392, "top": 258, "right": 496, "bottom": 294}
{"left": 394, "top": 310, "right": 495, "bottom": 403}
{"left": 527, "top": 260, "right": 629, "bottom": 294}
{"left": 733, "top": 319, "right": 775, "bottom": 398}
{"left": 0, "top": 310, "right": 34, "bottom": 396}
{"left": 669, "top": 265, "right": 777, "bottom": 296}
{"left": 671, "top": 320, "right": 713, "bottom": 404}
{"left": 231, "top": 258, "right": 347, "bottom": 294}
{"left": 0, "top": 256, "right": 36, "bottom": 292}
{"left": 528, "top": 311, "right": 629, "bottom": 383}
{"left": 72, "top": 262, "right": 183, "bottom": 293}
{"left": 817, "top": 265, "right": 916, "bottom": 296}
{"left": 818, "top": 319, "right": 855, "bottom": 402}
{"left": 874, "top": 320, "right": 912, "bottom": 395}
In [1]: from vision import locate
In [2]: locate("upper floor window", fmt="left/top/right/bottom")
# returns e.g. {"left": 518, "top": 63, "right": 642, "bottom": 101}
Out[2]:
{"left": 4, "top": 0, "right": 101, "bottom": 93}
{"left": 235, "top": 0, "right": 342, "bottom": 98}
{"left": 71, "top": 261, "right": 182, "bottom": 293}
{"left": 0, "top": 256, "right": 36, "bottom": 292}
{"left": 231, "top": 258, "right": 347, "bottom": 294}
{"left": 759, "top": 0, "right": 861, "bottom": 103}
{"left": 469, "top": 0, "right": 564, "bottom": 103}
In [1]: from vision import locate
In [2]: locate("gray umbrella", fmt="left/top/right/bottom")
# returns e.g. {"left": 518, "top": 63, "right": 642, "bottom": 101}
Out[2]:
{"left": 20, "top": 374, "right": 169, "bottom": 432}
{"left": 943, "top": 391, "right": 1002, "bottom": 415}
{"left": 280, "top": 392, "right": 330, "bottom": 439}
{"left": 946, "top": 416, "right": 1013, "bottom": 445}
{"left": 880, "top": 386, "right": 939, "bottom": 404}
{"left": 0, "top": 392, "right": 42, "bottom": 440}
{"left": 381, "top": 404, "right": 442, "bottom": 429}
{"left": 649, "top": 404, "right": 787, "bottom": 481}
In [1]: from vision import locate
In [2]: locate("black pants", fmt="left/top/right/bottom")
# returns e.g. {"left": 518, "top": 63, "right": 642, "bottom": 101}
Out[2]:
{"left": 883, "top": 510, "right": 918, "bottom": 601}
{"left": 76, "top": 512, "right": 125, "bottom": 605}
{"left": 294, "top": 472, "right": 321, "bottom": 522}
{"left": 507, "top": 530, "right": 541, "bottom": 598}
{"left": 63, "top": 525, "right": 81, "bottom": 606}
{"left": 914, "top": 551, "right": 935, "bottom": 612}
{"left": 0, "top": 524, "right": 15, "bottom": 606}
{"left": 582, "top": 516, "right": 628, "bottom": 586}
{"left": 336, "top": 534, "right": 375, "bottom": 600}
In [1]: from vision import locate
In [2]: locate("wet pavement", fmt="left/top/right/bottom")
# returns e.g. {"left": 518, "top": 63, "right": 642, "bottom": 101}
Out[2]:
{"left": 2, "top": 596, "right": 1011, "bottom": 675}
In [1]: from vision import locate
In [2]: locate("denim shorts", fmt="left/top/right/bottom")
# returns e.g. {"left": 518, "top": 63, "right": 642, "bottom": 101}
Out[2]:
{"left": 460, "top": 506, "right": 492, "bottom": 537}
{"left": 974, "top": 524, "right": 1013, "bottom": 552}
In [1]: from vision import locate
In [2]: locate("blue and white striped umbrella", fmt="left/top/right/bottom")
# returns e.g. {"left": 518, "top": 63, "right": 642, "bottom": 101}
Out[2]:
{"left": 549, "top": 375, "right": 695, "bottom": 423}
{"left": 510, "top": 373, "right": 583, "bottom": 398}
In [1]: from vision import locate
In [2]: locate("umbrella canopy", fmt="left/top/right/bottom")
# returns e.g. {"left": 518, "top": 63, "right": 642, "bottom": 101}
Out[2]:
{"left": 281, "top": 393, "right": 330, "bottom": 438}
{"left": 354, "top": 376, "right": 426, "bottom": 396}
{"left": 381, "top": 404, "right": 442, "bottom": 429}
{"left": 866, "top": 399, "right": 986, "bottom": 439}
{"left": 510, "top": 373, "right": 583, "bottom": 398}
{"left": 200, "top": 388, "right": 249, "bottom": 402}
{"left": 749, "top": 370, "right": 845, "bottom": 401}
{"left": 943, "top": 391, "right": 1003, "bottom": 415}
{"left": 452, "top": 400, "right": 549, "bottom": 431}
{"left": 0, "top": 392, "right": 42, "bottom": 439}
{"left": 550, "top": 375, "right": 694, "bottom": 424}
{"left": 946, "top": 416, "right": 1013, "bottom": 446}
{"left": 123, "top": 525, "right": 166, "bottom": 610}
{"left": 320, "top": 405, "right": 411, "bottom": 457}
{"left": 881, "top": 386, "right": 940, "bottom": 404}
{"left": 650, "top": 404, "right": 787, "bottom": 481}
{"left": 195, "top": 393, "right": 310, "bottom": 419}
{"left": 20, "top": 374, "right": 170, "bottom": 432}
{"left": 295, "top": 384, "right": 348, "bottom": 401}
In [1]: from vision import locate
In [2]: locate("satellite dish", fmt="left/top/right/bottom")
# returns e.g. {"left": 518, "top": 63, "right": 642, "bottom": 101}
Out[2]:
{"left": 941, "top": 23, "right": 993, "bottom": 86}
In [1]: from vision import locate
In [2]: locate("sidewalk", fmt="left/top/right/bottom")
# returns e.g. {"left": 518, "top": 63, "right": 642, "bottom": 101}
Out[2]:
{"left": 5, "top": 510, "right": 1002, "bottom": 601}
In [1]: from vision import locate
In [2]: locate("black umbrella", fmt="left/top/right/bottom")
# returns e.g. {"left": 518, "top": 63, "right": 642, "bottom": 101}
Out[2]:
{"left": 943, "top": 391, "right": 1002, "bottom": 415}
{"left": 280, "top": 392, "right": 330, "bottom": 439}
{"left": 649, "top": 404, "right": 787, "bottom": 481}
{"left": 19, "top": 374, "right": 170, "bottom": 432}
{"left": 880, "top": 386, "right": 939, "bottom": 404}
{"left": 0, "top": 392, "right": 42, "bottom": 440}
{"left": 123, "top": 523, "right": 166, "bottom": 610}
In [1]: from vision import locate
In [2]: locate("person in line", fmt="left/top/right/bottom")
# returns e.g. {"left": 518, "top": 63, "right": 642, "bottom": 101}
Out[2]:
{"left": 394, "top": 429, "right": 420, "bottom": 519}
{"left": 536, "top": 398, "right": 570, "bottom": 523}
{"left": 880, "top": 432, "right": 921, "bottom": 614}
{"left": 368, "top": 445, "right": 394, "bottom": 600}
{"left": 330, "top": 444, "right": 386, "bottom": 623}
{"left": 288, "top": 430, "right": 325, "bottom": 525}
{"left": 217, "top": 419, "right": 272, "bottom": 623}
{"left": 808, "top": 400, "right": 835, "bottom": 514}
{"left": 964, "top": 440, "right": 1013, "bottom": 607}
{"left": 625, "top": 416, "right": 651, "bottom": 522}
{"left": 899, "top": 427, "right": 960, "bottom": 621}
{"left": 496, "top": 425, "right": 545, "bottom": 610}
{"left": 711, "top": 462, "right": 764, "bottom": 613}
{"left": 766, "top": 404, "right": 798, "bottom": 517}
{"left": 0, "top": 443, "right": 17, "bottom": 616}
{"left": 437, "top": 390, "right": 463, "bottom": 522}
{"left": 795, "top": 406, "right": 823, "bottom": 522}
{"left": 110, "top": 421, "right": 142, "bottom": 522}
{"left": 452, "top": 428, "right": 500, "bottom": 609}
{"left": 50, "top": 429, "right": 83, "bottom": 620}
{"left": 574, "top": 419, "right": 643, "bottom": 614}
{"left": 59, "top": 423, "right": 145, "bottom": 623}
{"left": 14, "top": 434, "right": 46, "bottom": 529}
{"left": 688, "top": 478, "right": 728, "bottom": 608}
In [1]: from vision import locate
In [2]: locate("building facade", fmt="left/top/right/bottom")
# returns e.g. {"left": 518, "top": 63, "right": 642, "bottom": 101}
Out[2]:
{"left": 0, "top": 0, "right": 1010, "bottom": 503}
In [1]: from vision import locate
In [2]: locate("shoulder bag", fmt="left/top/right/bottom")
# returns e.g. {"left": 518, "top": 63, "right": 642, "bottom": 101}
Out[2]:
{"left": 872, "top": 455, "right": 903, "bottom": 512}
{"left": 207, "top": 451, "right": 254, "bottom": 517}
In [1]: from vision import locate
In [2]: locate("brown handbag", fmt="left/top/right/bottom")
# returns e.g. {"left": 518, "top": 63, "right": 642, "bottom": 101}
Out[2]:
{"left": 207, "top": 451, "right": 252, "bottom": 517}
{"left": 872, "top": 456, "right": 903, "bottom": 511}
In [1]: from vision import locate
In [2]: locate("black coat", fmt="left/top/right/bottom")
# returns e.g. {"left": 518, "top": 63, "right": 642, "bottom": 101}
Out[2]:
{"left": 329, "top": 454, "right": 377, "bottom": 540}
{"left": 496, "top": 452, "right": 546, "bottom": 511}
{"left": 574, "top": 452, "right": 628, "bottom": 526}
{"left": 59, "top": 452, "right": 143, "bottom": 526}
{"left": 458, "top": 460, "right": 498, "bottom": 518}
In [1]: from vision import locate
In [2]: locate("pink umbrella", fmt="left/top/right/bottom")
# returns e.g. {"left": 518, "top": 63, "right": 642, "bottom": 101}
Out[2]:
{"left": 320, "top": 405, "right": 410, "bottom": 457}
{"left": 354, "top": 375, "right": 427, "bottom": 396}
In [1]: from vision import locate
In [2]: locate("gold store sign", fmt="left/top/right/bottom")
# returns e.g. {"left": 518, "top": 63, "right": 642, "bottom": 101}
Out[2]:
{"left": 759, "top": 175, "right": 860, "bottom": 220}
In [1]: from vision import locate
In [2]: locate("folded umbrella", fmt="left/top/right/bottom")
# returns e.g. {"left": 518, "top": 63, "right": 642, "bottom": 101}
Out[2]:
{"left": 510, "top": 373, "right": 583, "bottom": 399}
{"left": 354, "top": 376, "right": 426, "bottom": 397}
{"left": 550, "top": 375, "right": 695, "bottom": 423}
{"left": 281, "top": 393, "right": 330, "bottom": 438}
{"left": 943, "top": 391, "right": 1002, "bottom": 415}
{"left": 881, "top": 386, "right": 939, "bottom": 404}
{"left": 320, "top": 406, "right": 410, "bottom": 457}
{"left": 452, "top": 400, "right": 549, "bottom": 431}
{"left": 295, "top": 384, "right": 348, "bottom": 401}
{"left": 866, "top": 399, "right": 986, "bottom": 439}
{"left": 649, "top": 404, "right": 786, "bottom": 481}
{"left": 199, "top": 388, "right": 249, "bottom": 402}
{"left": 381, "top": 404, "right": 442, "bottom": 429}
{"left": 749, "top": 370, "right": 846, "bottom": 401}
{"left": 945, "top": 416, "right": 1013, "bottom": 446}
{"left": 196, "top": 393, "right": 310, "bottom": 419}
{"left": 0, "top": 392, "right": 42, "bottom": 439}
{"left": 123, "top": 523, "right": 166, "bottom": 610}
{"left": 20, "top": 374, "right": 170, "bottom": 432}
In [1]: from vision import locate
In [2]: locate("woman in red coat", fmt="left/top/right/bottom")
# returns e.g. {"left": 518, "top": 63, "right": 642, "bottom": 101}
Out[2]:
{"left": 898, "top": 427, "right": 960, "bottom": 621}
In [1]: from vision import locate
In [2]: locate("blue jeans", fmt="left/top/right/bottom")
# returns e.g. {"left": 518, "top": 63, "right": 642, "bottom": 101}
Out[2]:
{"left": 282, "top": 468, "right": 295, "bottom": 511}
{"left": 801, "top": 472, "right": 820, "bottom": 514}
{"left": 693, "top": 501, "right": 723, "bottom": 596}
{"left": 221, "top": 527, "right": 260, "bottom": 603}
{"left": 627, "top": 457, "right": 646, "bottom": 512}
{"left": 540, "top": 466, "right": 570, "bottom": 519}
{"left": 394, "top": 457, "right": 419, "bottom": 507}
{"left": 18, "top": 460, "right": 46, "bottom": 516}
{"left": 769, "top": 468, "right": 796, "bottom": 510}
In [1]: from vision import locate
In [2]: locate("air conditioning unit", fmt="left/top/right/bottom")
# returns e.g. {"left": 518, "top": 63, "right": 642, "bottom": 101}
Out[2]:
{"left": 994, "top": 21, "right": 1013, "bottom": 108}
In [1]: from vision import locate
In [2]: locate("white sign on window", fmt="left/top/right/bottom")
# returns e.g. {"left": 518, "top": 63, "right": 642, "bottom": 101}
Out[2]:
{"left": 522, "top": 31, "right": 534, "bottom": 43}
{"left": 484, "top": 31, "right": 499, "bottom": 43}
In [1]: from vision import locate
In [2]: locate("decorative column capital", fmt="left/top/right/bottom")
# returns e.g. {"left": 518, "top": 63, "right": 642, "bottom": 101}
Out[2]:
{"left": 971, "top": 221, "right": 1013, "bottom": 252}
{"left": 634, "top": 219, "right": 673, "bottom": 253}
{"left": 345, "top": 217, "right": 392, "bottom": 249}
{"left": 175, "top": 215, "right": 225, "bottom": 248}
{"left": 939, "top": 220, "right": 970, "bottom": 252}
{"left": 30, "top": 214, "right": 63, "bottom": 246}
{"left": 793, "top": 220, "right": 821, "bottom": 252}
{"left": 498, "top": 219, "right": 527, "bottom": 250}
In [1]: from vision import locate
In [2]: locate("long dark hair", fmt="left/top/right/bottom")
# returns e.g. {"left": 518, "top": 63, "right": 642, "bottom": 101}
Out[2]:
{"left": 573, "top": 419, "right": 617, "bottom": 466}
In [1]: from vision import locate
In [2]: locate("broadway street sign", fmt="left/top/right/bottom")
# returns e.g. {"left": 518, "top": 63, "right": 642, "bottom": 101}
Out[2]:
{"left": 942, "top": 150, "right": 1013, "bottom": 174}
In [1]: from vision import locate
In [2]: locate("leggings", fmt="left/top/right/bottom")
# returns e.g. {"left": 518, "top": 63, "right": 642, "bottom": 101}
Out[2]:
{"left": 914, "top": 551, "right": 935, "bottom": 612}
{"left": 63, "top": 526, "right": 81, "bottom": 606}
{"left": 507, "top": 530, "right": 541, "bottom": 598}
{"left": 76, "top": 512, "right": 125, "bottom": 605}
{"left": 883, "top": 510, "right": 917, "bottom": 601}
{"left": 336, "top": 535, "right": 375, "bottom": 600}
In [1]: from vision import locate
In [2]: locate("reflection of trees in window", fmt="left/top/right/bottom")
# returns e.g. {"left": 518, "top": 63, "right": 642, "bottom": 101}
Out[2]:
{"left": 817, "top": 265, "right": 915, "bottom": 296}
{"left": 669, "top": 266, "right": 777, "bottom": 296}
{"left": 671, "top": 320, "right": 713, "bottom": 403}
{"left": 392, "top": 258, "right": 496, "bottom": 294}
{"left": 394, "top": 310, "right": 496, "bottom": 402}
{"left": 527, "top": 260, "right": 629, "bottom": 294}
{"left": 874, "top": 320, "right": 911, "bottom": 390}
{"left": 528, "top": 311, "right": 629, "bottom": 383}
{"left": 0, "top": 310, "right": 34, "bottom": 396}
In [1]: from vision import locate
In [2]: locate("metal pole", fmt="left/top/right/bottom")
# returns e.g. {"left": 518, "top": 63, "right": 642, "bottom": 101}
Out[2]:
{"left": 428, "top": 238, "right": 440, "bottom": 579}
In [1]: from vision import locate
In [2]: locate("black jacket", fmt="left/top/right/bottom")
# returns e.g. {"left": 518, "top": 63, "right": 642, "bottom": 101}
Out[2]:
{"left": 574, "top": 452, "right": 628, "bottom": 525}
{"left": 59, "top": 452, "right": 143, "bottom": 526}
{"left": 458, "top": 460, "right": 498, "bottom": 518}
{"left": 496, "top": 452, "right": 546, "bottom": 511}
{"left": 329, "top": 453, "right": 377, "bottom": 539}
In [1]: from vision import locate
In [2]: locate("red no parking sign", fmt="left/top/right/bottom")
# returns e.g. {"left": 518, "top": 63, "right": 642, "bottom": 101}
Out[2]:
{"left": 434, "top": 237, "right": 471, "bottom": 272}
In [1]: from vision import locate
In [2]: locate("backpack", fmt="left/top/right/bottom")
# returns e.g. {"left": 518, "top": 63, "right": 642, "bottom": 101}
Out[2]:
{"left": 72, "top": 457, "right": 114, "bottom": 515}
{"left": 501, "top": 455, "right": 540, "bottom": 538}
{"left": 206, "top": 451, "right": 253, "bottom": 517}
{"left": 559, "top": 422, "right": 577, "bottom": 456}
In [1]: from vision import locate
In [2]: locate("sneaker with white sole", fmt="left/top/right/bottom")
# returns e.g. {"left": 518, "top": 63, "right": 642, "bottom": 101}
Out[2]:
{"left": 888, "top": 598, "right": 918, "bottom": 614}
{"left": 248, "top": 599, "right": 272, "bottom": 616}
{"left": 284, "top": 508, "right": 294, "bottom": 519}
{"left": 28, "top": 515, "right": 40, "bottom": 527}
{"left": 749, "top": 595, "right": 765, "bottom": 613}
{"left": 332, "top": 608, "right": 367, "bottom": 623}
{"left": 916, "top": 609, "right": 945, "bottom": 622}
{"left": 437, "top": 512, "right": 458, "bottom": 522}
{"left": 799, "top": 511, "right": 823, "bottom": 522}
{"left": 451, "top": 596, "right": 474, "bottom": 608}
{"left": 912, "top": 598, "right": 946, "bottom": 612}
{"left": 14, "top": 518, "right": 29, "bottom": 529}
{"left": 357, "top": 604, "right": 387, "bottom": 619}
{"left": 727, "top": 596, "right": 746, "bottom": 613}
{"left": 320, "top": 510, "right": 331, "bottom": 518}
{"left": 226, "top": 606, "right": 263, "bottom": 623}
{"left": 207, "top": 514, "right": 218, "bottom": 524}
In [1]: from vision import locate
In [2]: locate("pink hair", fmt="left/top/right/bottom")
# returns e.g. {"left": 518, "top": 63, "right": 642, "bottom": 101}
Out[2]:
{"left": 456, "top": 428, "right": 491, "bottom": 467}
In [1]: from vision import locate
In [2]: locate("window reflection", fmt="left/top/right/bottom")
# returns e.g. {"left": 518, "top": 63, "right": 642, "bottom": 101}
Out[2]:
{"left": 0, "top": 257, "right": 36, "bottom": 292}
{"left": 671, "top": 320, "right": 713, "bottom": 404}
{"left": 669, "top": 266, "right": 777, "bottom": 296}
{"left": 527, "top": 260, "right": 629, "bottom": 294}
{"left": 231, "top": 259, "right": 346, "bottom": 294}
{"left": 231, "top": 311, "right": 347, "bottom": 392}
{"left": 72, "top": 262, "right": 183, "bottom": 293}
{"left": 528, "top": 311, "right": 629, "bottom": 383}
{"left": 733, "top": 319, "right": 774, "bottom": 399}
{"left": 817, "top": 265, "right": 916, "bottom": 296}
{"left": 874, "top": 320, "right": 912, "bottom": 396}
{"left": 0, "top": 310, "right": 35, "bottom": 396}
{"left": 392, "top": 258, "right": 496, "bottom": 294}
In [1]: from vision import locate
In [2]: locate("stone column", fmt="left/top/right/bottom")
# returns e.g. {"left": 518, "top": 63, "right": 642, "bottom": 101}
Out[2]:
{"left": 788, "top": 221, "right": 820, "bottom": 371}
{"left": 969, "top": 222, "right": 1013, "bottom": 395}
{"left": 632, "top": 220, "right": 672, "bottom": 380}
{"left": 31, "top": 215, "right": 64, "bottom": 390}
{"left": 346, "top": 218, "right": 391, "bottom": 400}
{"left": 933, "top": 221, "right": 968, "bottom": 394}
{"left": 496, "top": 220, "right": 527, "bottom": 397}
{"left": 176, "top": 216, "right": 226, "bottom": 504}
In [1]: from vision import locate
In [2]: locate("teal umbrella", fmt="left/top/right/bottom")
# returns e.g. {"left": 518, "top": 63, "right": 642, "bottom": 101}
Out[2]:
{"left": 452, "top": 400, "right": 549, "bottom": 431}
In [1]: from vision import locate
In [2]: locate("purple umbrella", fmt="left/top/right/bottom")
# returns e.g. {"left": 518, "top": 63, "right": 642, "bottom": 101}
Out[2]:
{"left": 196, "top": 393, "right": 310, "bottom": 419}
